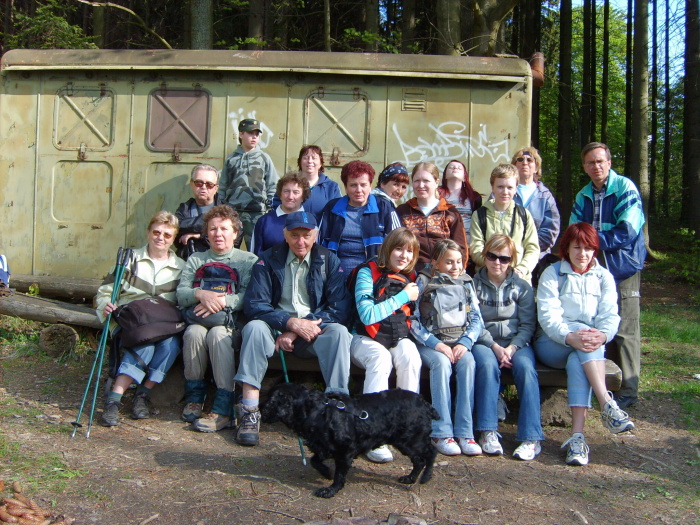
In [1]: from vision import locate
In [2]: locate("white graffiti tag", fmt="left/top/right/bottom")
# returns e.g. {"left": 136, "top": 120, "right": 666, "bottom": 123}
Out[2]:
{"left": 392, "top": 122, "right": 510, "bottom": 168}
{"left": 228, "top": 109, "right": 273, "bottom": 149}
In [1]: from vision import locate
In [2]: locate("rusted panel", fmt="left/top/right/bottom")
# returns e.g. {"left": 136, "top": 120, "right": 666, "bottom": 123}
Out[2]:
{"left": 0, "top": 50, "right": 532, "bottom": 279}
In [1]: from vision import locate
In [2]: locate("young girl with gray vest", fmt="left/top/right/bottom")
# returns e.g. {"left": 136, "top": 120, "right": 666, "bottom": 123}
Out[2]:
{"left": 411, "top": 239, "right": 484, "bottom": 456}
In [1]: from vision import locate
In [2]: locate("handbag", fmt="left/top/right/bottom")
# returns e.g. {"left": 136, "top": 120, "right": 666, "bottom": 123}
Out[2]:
{"left": 113, "top": 296, "right": 185, "bottom": 348}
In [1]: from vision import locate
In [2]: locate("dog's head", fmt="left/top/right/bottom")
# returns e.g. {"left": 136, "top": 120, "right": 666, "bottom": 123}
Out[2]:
{"left": 261, "top": 382, "right": 310, "bottom": 427}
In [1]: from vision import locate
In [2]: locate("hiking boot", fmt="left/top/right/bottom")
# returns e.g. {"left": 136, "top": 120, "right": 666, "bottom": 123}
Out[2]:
{"left": 497, "top": 394, "right": 509, "bottom": 422}
{"left": 131, "top": 393, "right": 151, "bottom": 420}
{"left": 601, "top": 396, "right": 635, "bottom": 434}
{"left": 478, "top": 431, "right": 503, "bottom": 455}
{"left": 513, "top": 441, "right": 542, "bottom": 461}
{"left": 365, "top": 445, "right": 394, "bottom": 463}
{"left": 562, "top": 433, "right": 589, "bottom": 466}
{"left": 614, "top": 395, "right": 638, "bottom": 410}
{"left": 100, "top": 401, "right": 122, "bottom": 427}
{"left": 456, "top": 438, "right": 482, "bottom": 456}
{"left": 431, "top": 438, "right": 461, "bottom": 456}
{"left": 235, "top": 405, "right": 260, "bottom": 446}
{"left": 193, "top": 412, "right": 232, "bottom": 433}
{"left": 181, "top": 402, "right": 203, "bottom": 423}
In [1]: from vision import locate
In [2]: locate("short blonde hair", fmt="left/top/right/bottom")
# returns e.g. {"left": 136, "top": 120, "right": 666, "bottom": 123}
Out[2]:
{"left": 411, "top": 161, "right": 440, "bottom": 182}
{"left": 482, "top": 234, "right": 518, "bottom": 267}
{"left": 147, "top": 211, "right": 179, "bottom": 233}
{"left": 489, "top": 164, "right": 519, "bottom": 186}
{"left": 377, "top": 227, "right": 420, "bottom": 275}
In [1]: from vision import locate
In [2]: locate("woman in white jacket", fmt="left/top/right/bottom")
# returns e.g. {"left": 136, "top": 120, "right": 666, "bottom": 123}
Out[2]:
{"left": 535, "top": 222, "right": 634, "bottom": 466}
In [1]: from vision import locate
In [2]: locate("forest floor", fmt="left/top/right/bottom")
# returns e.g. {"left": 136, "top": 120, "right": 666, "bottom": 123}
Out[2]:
{"left": 1, "top": 263, "right": 699, "bottom": 525}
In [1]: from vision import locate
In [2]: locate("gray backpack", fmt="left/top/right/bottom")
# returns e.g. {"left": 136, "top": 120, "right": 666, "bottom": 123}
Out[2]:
{"left": 418, "top": 273, "right": 475, "bottom": 345}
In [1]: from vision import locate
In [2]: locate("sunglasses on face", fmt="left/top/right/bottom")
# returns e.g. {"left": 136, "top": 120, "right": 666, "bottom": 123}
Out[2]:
{"left": 485, "top": 252, "right": 512, "bottom": 264}
{"left": 516, "top": 156, "right": 535, "bottom": 163}
{"left": 192, "top": 180, "right": 217, "bottom": 189}
{"left": 151, "top": 229, "right": 173, "bottom": 240}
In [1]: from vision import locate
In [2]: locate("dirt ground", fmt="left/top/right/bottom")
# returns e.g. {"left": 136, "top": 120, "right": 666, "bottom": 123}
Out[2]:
{"left": 1, "top": 275, "right": 699, "bottom": 525}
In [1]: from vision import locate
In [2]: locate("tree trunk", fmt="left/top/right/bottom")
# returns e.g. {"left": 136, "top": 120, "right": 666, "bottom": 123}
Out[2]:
{"left": 630, "top": 0, "right": 650, "bottom": 249}
{"left": 601, "top": 0, "right": 610, "bottom": 143}
{"left": 10, "top": 274, "right": 101, "bottom": 301}
{"left": 248, "top": 0, "right": 265, "bottom": 50}
{"left": 402, "top": 0, "right": 416, "bottom": 53}
{"left": 683, "top": 0, "right": 700, "bottom": 236}
{"left": 558, "top": 0, "right": 574, "bottom": 224}
{"left": 662, "top": 0, "right": 671, "bottom": 217}
{"left": 324, "top": 0, "right": 331, "bottom": 52}
{"left": 581, "top": 0, "right": 593, "bottom": 146}
{"left": 467, "top": 0, "right": 519, "bottom": 57}
{"left": 649, "top": 0, "right": 658, "bottom": 215}
{"left": 624, "top": 0, "right": 633, "bottom": 176}
{"left": 92, "top": 4, "right": 106, "bottom": 48}
{"left": 437, "top": 0, "right": 461, "bottom": 55}
{"left": 190, "top": 0, "right": 213, "bottom": 49}
{"left": 365, "top": 0, "right": 379, "bottom": 52}
{"left": 0, "top": 294, "right": 102, "bottom": 330}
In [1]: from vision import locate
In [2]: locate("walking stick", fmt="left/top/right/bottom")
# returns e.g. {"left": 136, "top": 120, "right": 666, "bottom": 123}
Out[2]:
{"left": 277, "top": 349, "right": 307, "bottom": 466}
{"left": 71, "top": 248, "right": 131, "bottom": 438}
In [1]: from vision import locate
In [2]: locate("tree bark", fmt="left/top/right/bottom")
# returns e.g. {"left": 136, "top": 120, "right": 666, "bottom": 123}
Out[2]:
{"left": 365, "top": 0, "right": 379, "bottom": 52}
{"left": 558, "top": 0, "right": 574, "bottom": 224}
{"left": 190, "top": 0, "right": 213, "bottom": 49}
{"left": 10, "top": 274, "right": 101, "bottom": 301}
{"left": 649, "top": 0, "right": 658, "bottom": 214}
{"left": 248, "top": 0, "right": 265, "bottom": 49}
{"left": 624, "top": 0, "right": 633, "bottom": 176}
{"left": 402, "top": 0, "right": 416, "bottom": 53}
{"left": 0, "top": 294, "right": 102, "bottom": 330}
{"left": 683, "top": 0, "right": 700, "bottom": 236}
{"left": 437, "top": 0, "right": 461, "bottom": 55}
{"left": 601, "top": 0, "right": 610, "bottom": 143}
{"left": 324, "top": 0, "right": 331, "bottom": 52}
{"left": 467, "top": 0, "right": 519, "bottom": 57}
{"left": 662, "top": 0, "right": 671, "bottom": 217}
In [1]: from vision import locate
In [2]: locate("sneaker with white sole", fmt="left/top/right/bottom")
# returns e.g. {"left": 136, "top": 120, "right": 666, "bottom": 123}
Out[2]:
{"left": 497, "top": 395, "right": 509, "bottom": 422}
{"left": 432, "top": 437, "right": 461, "bottom": 456}
{"left": 478, "top": 431, "right": 503, "bottom": 455}
{"left": 365, "top": 445, "right": 394, "bottom": 463}
{"left": 456, "top": 438, "right": 482, "bottom": 456}
{"left": 562, "top": 433, "right": 589, "bottom": 466}
{"left": 601, "top": 396, "right": 635, "bottom": 434}
{"left": 513, "top": 440, "right": 542, "bottom": 461}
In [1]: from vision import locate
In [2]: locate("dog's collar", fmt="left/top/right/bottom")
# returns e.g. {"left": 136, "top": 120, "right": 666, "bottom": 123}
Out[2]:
{"left": 325, "top": 399, "right": 369, "bottom": 420}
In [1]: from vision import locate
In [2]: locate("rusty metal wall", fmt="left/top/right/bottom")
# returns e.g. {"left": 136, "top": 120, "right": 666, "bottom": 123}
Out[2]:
{"left": 0, "top": 50, "right": 531, "bottom": 278}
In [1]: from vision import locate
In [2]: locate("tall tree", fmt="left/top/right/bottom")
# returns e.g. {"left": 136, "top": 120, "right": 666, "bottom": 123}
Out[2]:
{"left": 402, "top": 0, "right": 416, "bottom": 53}
{"left": 558, "top": 0, "right": 574, "bottom": 223}
{"left": 437, "top": 0, "right": 461, "bottom": 55}
{"left": 190, "top": 0, "right": 213, "bottom": 49}
{"left": 662, "top": 0, "right": 672, "bottom": 217}
{"left": 649, "top": 0, "right": 658, "bottom": 214}
{"left": 466, "top": 0, "right": 519, "bottom": 56}
{"left": 624, "top": 0, "right": 633, "bottom": 175}
{"left": 365, "top": 0, "right": 379, "bottom": 52}
{"left": 248, "top": 0, "right": 265, "bottom": 49}
{"left": 601, "top": 0, "right": 610, "bottom": 143}
{"left": 683, "top": 0, "right": 700, "bottom": 235}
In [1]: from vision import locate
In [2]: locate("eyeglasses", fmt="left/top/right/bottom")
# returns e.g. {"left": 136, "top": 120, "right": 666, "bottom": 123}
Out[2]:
{"left": 485, "top": 252, "right": 512, "bottom": 264}
{"left": 584, "top": 160, "right": 608, "bottom": 167}
{"left": 151, "top": 229, "right": 173, "bottom": 240}
{"left": 516, "top": 156, "right": 535, "bottom": 163}
{"left": 192, "top": 180, "right": 217, "bottom": 189}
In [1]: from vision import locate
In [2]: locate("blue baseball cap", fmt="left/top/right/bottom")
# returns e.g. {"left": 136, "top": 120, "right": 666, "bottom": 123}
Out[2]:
{"left": 285, "top": 211, "right": 317, "bottom": 230}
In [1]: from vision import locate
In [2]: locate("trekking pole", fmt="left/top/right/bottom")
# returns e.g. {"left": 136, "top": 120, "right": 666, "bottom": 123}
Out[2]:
{"left": 71, "top": 248, "right": 130, "bottom": 438}
{"left": 277, "top": 349, "right": 307, "bottom": 466}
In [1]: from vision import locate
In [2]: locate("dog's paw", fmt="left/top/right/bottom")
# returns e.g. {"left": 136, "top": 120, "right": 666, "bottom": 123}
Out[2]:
{"left": 398, "top": 474, "right": 418, "bottom": 485}
{"left": 419, "top": 472, "right": 433, "bottom": 484}
{"left": 314, "top": 486, "right": 338, "bottom": 498}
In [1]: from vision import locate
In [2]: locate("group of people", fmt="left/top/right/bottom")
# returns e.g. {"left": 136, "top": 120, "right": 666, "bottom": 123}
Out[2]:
{"left": 95, "top": 121, "right": 646, "bottom": 468}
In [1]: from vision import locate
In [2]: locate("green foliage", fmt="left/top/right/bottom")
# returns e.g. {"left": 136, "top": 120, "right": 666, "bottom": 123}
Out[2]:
{"left": 4, "top": 0, "right": 98, "bottom": 50}
{"left": 648, "top": 226, "right": 700, "bottom": 288}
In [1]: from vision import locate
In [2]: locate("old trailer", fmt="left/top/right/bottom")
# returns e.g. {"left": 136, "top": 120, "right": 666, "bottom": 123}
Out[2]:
{"left": 0, "top": 49, "right": 534, "bottom": 279}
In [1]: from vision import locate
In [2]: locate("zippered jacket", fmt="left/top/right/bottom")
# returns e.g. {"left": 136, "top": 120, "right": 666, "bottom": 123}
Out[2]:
{"left": 514, "top": 180, "right": 560, "bottom": 258}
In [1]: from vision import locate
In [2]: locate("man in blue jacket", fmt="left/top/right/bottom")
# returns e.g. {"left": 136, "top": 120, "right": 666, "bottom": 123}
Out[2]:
{"left": 233, "top": 211, "right": 352, "bottom": 446}
{"left": 570, "top": 142, "right": 647, "bottom": 409}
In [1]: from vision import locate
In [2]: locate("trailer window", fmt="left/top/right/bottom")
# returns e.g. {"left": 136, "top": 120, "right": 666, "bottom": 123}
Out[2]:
{"left": 54, "top": 87, "right": 115, "bottom": 151}
{"left": 305, "top": 89, "right": 370, "bottom": 159}
{"left": 147, "top": 88, "right": 211, "bottom": 153}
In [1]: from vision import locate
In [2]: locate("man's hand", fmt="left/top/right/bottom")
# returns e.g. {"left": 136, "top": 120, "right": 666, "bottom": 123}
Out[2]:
{"left": 435, "top": 342, "right": 455, "bottom": 363}
{"left": 492, "top": 343, "right": 513, "bottom": 368}
{"left": 452, "top": 343, "right": 468, "bottom": 361}
{"left": 275, "top": 331, "right": 298, "bottom": 352}
{"left": 179, "top": 233, "right": 201, "bottom": 244}
{"left": 193, "top": 289, "right": 226, "bottom": 318}
{"left": 286, "top": 317, "right": 323, "bottom": 341}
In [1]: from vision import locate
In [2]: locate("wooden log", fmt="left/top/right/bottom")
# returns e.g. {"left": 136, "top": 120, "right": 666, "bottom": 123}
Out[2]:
{"left": 10, "top": 274, "right": 102, "bottom": 301}
{"left": 0, "top": 293, "right": 102, "bottom": 329}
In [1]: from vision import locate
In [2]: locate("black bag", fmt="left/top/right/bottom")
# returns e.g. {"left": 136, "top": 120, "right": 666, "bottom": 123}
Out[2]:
{"left": 113, "top": 296, "right": 185, "bottom": 348}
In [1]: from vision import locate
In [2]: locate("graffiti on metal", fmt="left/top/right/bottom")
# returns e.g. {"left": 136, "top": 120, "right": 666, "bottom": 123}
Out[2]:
{"left": 392, "top": 122, "right": 510, "bottom": 168}
{"left": 228, "top": 109, "right": 274, "bottom": 149}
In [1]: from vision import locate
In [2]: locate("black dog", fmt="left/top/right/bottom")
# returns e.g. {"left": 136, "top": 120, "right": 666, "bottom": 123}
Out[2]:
{"left": 261, "top": 383, "right": 439, "bottom": 498}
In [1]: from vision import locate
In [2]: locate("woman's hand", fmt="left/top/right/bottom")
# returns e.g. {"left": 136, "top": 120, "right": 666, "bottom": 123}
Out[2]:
{"left": 452, "top": 344, "right": 468, "bottom": 361}
{"left": 193, "top": 289, "right": 226, "bottom": 317}
{"left": 566, "top": 329, "right": 606, "bottom": 352}
{"left": 403, "top": 282, "right": 419, "bottom": 302}
{"left": 179, "top": 233, "right": 201, "bottom": 244}
{"left": 103, "top": 301, "right": 117, "bottom": 316}
{"left": 492, "top": 343, "right": 513, "bottom": 368}
{"left": 435, "top": 342, "right": 455, "bottom": 363}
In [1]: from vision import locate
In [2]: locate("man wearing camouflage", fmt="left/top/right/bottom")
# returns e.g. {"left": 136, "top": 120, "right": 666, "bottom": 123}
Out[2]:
{"left": 219, "top": 118, "right": 279, "bottom": 250}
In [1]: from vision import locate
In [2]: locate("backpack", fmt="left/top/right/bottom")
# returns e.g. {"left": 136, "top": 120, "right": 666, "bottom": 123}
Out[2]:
{"left": 183, "top": 261, "right": 240, "bottom": 328}
{"left": 0, "top": 254, "right": 9, "bottom": 291}
{"left": 476, "top": 203, "right": 528, "bottom": 241}
{"left": 418, "top": 272, "right": 475, "bottom": 345}
{"left": 350, "top": 260, "right": 414, "bottom": 349}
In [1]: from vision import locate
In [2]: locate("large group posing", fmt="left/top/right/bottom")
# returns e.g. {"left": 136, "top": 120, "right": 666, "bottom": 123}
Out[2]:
{"left": 96, "top": 118, "right": 646, "bottom": 468}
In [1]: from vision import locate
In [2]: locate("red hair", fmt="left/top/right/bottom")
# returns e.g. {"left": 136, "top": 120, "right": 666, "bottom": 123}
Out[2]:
{"left": 341, "top": 160, "right": 375, "bottom": 186}
{"left": 439, "top": 159, "right": 482, "bottom": 206}
{"left": 559, "top": 223, "right": 600, "bottom": 271}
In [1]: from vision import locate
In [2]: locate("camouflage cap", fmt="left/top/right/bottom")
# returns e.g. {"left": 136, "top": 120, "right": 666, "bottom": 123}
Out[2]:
{"left": 238, "top": 118, "right": 262, "bottom": 133}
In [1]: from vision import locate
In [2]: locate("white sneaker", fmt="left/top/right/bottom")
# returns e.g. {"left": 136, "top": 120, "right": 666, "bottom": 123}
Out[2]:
{"left": 478, "top": 431, "right": 504, "bottom": 455}
{"left": 456, "top": 438, "right": 482, "bottom": 456}
{"left": 497, "top": 395, "right": 509, "bottom": 422}
{"left": 601, "top": 396, "right": 635, "bottom": 434}
{"left": 562, "top": 433, "right": 589, "bottom": 466}
{"left": 432, "top": 437, "right": 461, "bottom": 456}
{"left": 365, "top": 445, "right": 394, "bottom": 463}
{"left": 513, "top": 440, "right": 542, "bottom": 461}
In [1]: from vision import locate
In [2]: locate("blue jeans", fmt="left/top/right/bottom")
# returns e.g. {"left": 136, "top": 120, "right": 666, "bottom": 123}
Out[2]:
{"left": 118, "top": 336, "right": 181, "bottom": 384}
{"left": 417, "top": 344, "right": 475, "bottom": 439}
{"left": 534, "top": 332, "right": 606, "bottom": 407}
{"left": 472, "top": 344, "right": 544, "bottom": 442}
